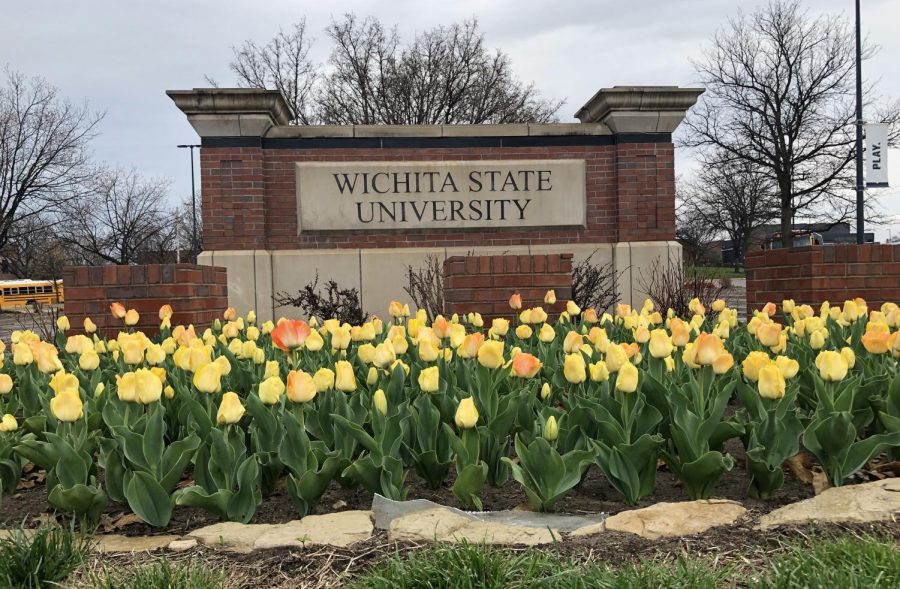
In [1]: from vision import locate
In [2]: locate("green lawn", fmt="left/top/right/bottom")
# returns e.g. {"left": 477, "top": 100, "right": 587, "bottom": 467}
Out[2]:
{"left": 690, "top": 265, "right": 745, "bottom": 279}
{"left": 348, "top": 534, "right": 900, "bottom": 589}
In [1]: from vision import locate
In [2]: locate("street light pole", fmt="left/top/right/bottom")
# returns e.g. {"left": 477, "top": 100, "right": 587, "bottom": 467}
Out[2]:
{"left": 854, "top": 0, "right": 865, "bottom": 244}
{"left": 177, "top": 144, "right": 201, "bottom": 259}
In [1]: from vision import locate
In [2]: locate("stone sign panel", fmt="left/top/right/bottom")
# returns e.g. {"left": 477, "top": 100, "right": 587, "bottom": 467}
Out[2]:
{"left": 295, "top": 159, "right": 586, "bottom": 232}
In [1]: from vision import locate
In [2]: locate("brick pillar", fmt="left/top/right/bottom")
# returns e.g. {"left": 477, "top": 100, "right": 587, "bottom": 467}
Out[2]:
{"left": 616, "top": 142, "right": 675, "bottom": 242}
{"left": 61, "top": 263, "right": 228, "bottom": 336}
{"left": 200, "top": 147, "right": 266, "bottom": 251}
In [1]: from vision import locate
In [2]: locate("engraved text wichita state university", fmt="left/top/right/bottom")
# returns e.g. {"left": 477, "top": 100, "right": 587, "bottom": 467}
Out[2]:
{"left": 332, "top": 169, "right": 552, "bottom": 224}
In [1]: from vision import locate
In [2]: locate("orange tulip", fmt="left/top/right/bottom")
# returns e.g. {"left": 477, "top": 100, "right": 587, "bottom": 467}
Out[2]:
{"left": 271, "top": 319, "right": 311, "bottom": 352}
{"left": 861, "top": 330, "right": 890, "bottom": 354}
{"left": 509, "top": 293, "right": 522, "bottom": 310}
{"left": 457, "top": 332, "right": 485, "bottom": 358}
{"left": 110, "top": 302, "right": 126, "bottom": 319}
{"left": 511, "top": 353, "right": 542, "bottom": 378}
{"left": 158, "top": 304, "right": 173, "bottom": 320}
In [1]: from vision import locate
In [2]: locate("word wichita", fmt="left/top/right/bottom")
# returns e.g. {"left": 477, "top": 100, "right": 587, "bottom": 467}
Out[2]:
{"left": 332, "top": 168, "right": 553, "bottom": 224}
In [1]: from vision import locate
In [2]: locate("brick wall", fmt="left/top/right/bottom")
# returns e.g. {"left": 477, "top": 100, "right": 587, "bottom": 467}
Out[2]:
{"left": 61, "top": 264, "right": 228, "bottom": 336}
{"left": 443, "top": 254, "right": 572, "bottom": 320}
{"left": 745, "top": 245, "right": 900, "bottom": 316}
{"left": 199, "top": 142, "right": 674, "bottom": 252}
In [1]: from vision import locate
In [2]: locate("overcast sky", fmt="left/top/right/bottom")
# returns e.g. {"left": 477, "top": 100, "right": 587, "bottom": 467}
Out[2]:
{"left": 3, "top": 0, "right": 899, "bottom": 237}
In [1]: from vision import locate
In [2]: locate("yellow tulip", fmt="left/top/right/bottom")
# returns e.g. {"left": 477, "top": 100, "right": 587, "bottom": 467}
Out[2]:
{"left": 589, "top": 360, "right": 610, "bottom": 382}
{"left": 56, "top": 315, "right": 70, "bottom": 332}
{"left": 605, "top": 343, "right": 629, "bottom": 373}
{"left": 538, "top": 323, "right": 556, "bottom": 343}
{"left": 49, "top": 371, "right": 79, "bottom": 396}
{"left": 563, "top": 353, "right": 586, "bottom": 384}
{"left": 122, "top": 340, "right": 144, "bottom": 365}
{"left": 145, "top": 344, "right": 166, "bottom": 365}
{"left": 331, "top": 327, "right": 351, "bottom": 350}
{"left": 262, "top": 320, "right": 275, "bottom": 334}
{"left": 258, "top": 376, "right": 285, "bottom": 405}
{"left": 491, "top": 318, "right": 510, "bottom": 337}
{"left": 664, "top": 356, "right": 675, "bottom": 372}
{"left": 840, "top": 346, "right": 856, "bottom": 369}
{"left": 357, "top": 343, "right": 376, "bottom": 364}
{"left": 335, "top": 360, "right": 357, "bottom": 392}
{"left": 815, "top": 350, "right": 848, "bottom": 382}
{"left": 418, "top": 366, "right": 440, "bottom": 393}
{"left": 0, "top": 413, "right": 17, "bottom": 432}
{"left": 373, "top": 341, "right": 397, "bottom": 369}
{"left": 566, "top": 300, "right": 581, "bottom": 316}
{"left": 193, "top": 363, "right": 223, "bottom": 394}
{"left": 756, "top": 322, "right": 783, "bottom": 348}
{"left": 50, "top": 389, "right": 83, "bottom": 422}
{"left": 544, "top": 290, "right": 557, "bottom": 305}
{"left": 561, "top": 331, "right": 582, "bottom": 353}
{"left": 286, "top": 370, "right": 317, "bottom": 403}
{"left": 615, "top": 362, "right": 639, "bottom": 393}
{"left": 454, "top": 397, "right": 478, "bottom": 429}
{"left": 134, "top": 368, "right": 162, "bottom": 404}
{"left": 34, "top": 343, "right": 61, "bottom": 373}
{"left": 0, "top": 374, "right": 11, "bottom": 395}
{"left": 712, "top": 352, "right": 734, "bottom": 375}
{"left": 774, "top": 356, "right": 800, "bottom": 379}
{"left": 809, "top": 329, "right": 826, "bottom": 350}
{"left": 304, "top": 329, "right": 324, "bottom": 352}
{"left": 79, "top": 349, "right": 100, "bottom": 371}
{"left": 124, "top": 309, "right": 140, "bottom": 326}
{"left": 758, "top": 364, "right": 786, "bottom": 400}
{"left": 313, "top": 367, "right": 335, "bottom": 392}
{"left": 217, "top": 392, "right": 245, "bottom": 425}
{"left": 694, "top": 333, "right": 725, "bottom": 366}
{"left": 741, "top": 351, "right": 771, "bottom": 382}
{"left": 477, "top": 340, "right": 505, "bottom": 369}
{"left": 543, "top": 416, "right": 559, "bottom": 441}
{"left": 515, "top": 324, "right": 533, "bottom": 339}
{"left": 373, "top": 389, "right": 388, "bottom": 416}
{"left": 418, "top": 341, "right": 440, "bottom": 362}
{"left": 648, "top": 329, "right": 673, "bottom": 358}
{"left": 84, "top": 317, "right": 97, "bottom": 334}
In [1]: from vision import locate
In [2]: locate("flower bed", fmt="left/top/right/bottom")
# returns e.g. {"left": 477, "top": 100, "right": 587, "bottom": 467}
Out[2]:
{"left": 0, "top": 293, "right": 897, "bottom": 530}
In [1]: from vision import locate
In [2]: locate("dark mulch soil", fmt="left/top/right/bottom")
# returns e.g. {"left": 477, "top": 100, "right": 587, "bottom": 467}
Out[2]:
{"left": 78, "top": 521, "right": 900, "bottom": 589}
{"left": 0, "top": 436, "right": 817, "bottom": 537}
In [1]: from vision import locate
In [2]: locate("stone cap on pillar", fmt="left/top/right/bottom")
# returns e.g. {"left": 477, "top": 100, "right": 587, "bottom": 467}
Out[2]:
{"left": 166, "top": 88, "right": 292, "bottom": 137}
{"left": 574, "top": 86, "right": 704, "bottom": 134}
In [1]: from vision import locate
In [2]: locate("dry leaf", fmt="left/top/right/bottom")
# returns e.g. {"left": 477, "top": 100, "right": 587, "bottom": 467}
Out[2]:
{"left": 331, "top": 500, "right": 348, "bottom": 510}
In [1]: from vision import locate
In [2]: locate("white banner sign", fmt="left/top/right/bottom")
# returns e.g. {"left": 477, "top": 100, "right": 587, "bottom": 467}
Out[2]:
{"left": 866, "top": 123, "right": 889, "bottom": 187}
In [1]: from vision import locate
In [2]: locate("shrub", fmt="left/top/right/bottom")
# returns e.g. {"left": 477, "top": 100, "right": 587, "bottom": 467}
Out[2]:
{"left": 637, "top": 253, "right": 727, "bottom": 317}
{"left": 404, "top": 254, "right": 444, "bottom": 321}
{"left": 0, "top": 524, "right": 90, "bottom": 588}
{"left": 274, "top": 272, "right": 367, "bottom": 324}
{"left": 571, "top": 250, "right": 621, "bottom": 312}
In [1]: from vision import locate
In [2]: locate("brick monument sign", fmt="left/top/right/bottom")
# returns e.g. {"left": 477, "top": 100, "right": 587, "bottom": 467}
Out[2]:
{"left": 168, "top": 86, "right": 702, "bottom": 321}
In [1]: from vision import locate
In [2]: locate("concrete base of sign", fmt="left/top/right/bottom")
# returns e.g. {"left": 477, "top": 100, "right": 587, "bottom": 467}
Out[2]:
{"left": 198, "top": 241, "right": 680, "bottom": 322}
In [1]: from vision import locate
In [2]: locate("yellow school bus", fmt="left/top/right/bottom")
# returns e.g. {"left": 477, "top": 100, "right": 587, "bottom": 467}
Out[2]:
{"left": 0, "top": 280, "right": 64, "bottom": 310}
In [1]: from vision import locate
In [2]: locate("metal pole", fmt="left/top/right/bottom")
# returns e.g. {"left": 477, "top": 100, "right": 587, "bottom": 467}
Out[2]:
{"left": 189, "top": 146, "right": 197, "bottom": 257}
{"left": 855, "top": 0, "right": 865, "bottom": 244}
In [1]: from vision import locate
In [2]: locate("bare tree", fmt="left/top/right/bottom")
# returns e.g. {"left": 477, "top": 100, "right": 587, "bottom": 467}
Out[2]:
{"left": 681, "top": 153, "right": 779, "bottom": 268}
{"left": 404, "top": 255, "right": 444, "bottom": 321}
{"left": 3, "top": 213, "right": 70, "bottom": 279}
{"left": 60, "top": 168, "right": 171, "bottom": 265}
{"left": 683, "top": 0, "right": 898, "bottom": 247}
{"left": 215, "top": 15, "right": 562, "bottom": 125}
{"left": 0, "top": 68, "right": 102, "bottom": 252}
{"left": 211, "top": 20, "right": 318, "bottom": 125}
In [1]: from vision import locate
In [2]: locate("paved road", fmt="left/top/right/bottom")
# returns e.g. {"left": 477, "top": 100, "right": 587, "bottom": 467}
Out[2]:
{"left": 0, "top": 309, "right": 58, "bottom": 345}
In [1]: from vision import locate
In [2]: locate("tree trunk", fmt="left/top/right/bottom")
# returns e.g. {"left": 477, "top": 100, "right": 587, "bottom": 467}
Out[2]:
{"left": 780, "top": 190, "right": 792, "bottom": 249}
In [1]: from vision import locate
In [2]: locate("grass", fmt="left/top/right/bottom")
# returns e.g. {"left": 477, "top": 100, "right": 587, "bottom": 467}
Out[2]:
{"left": 346, "top": 542, "right": 731, "bottom": 589}
{"left": 0, "top": 524, "right": 90, "bottom": 588}
{"left": 86, "top": 558, "right": 227, "bottom": 589}
{"left": 348, "top": 534, "right": 899, "bottom": 589}
{"left": 750, "top": 533, "right": 900, "bottom": 589}
{"left": 690, "top": 265, "right": 745, "bottom": 279}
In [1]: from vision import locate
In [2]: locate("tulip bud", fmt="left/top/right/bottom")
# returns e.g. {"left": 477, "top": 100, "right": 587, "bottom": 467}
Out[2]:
{"left": 0, "top": 374, "right": 11, "bottom": 395}
{"left": 418, "top": 366, "right": 440, "bottom": 393}
{"left": 540, "top": 382, "right": 551, "bottom": 399}
{"left": 373, "top": 389, "right": 388, "bottom": 416}
{"left": 543, "top": 416, "right": 558, "bottom": 441}
{"left": 0, "top": 413, "right": 17, "bottom": 432}
{"left": 367, "top": 366, "right": 379, "bottom": 386}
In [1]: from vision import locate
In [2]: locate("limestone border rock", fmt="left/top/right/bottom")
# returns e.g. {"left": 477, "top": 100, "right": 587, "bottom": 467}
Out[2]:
{"left": 388, "top": 507, "right": 558, "bottom": 546}
{"left": 571, "top": 499, "right": 748, "bottom": 540}
{"left": 758, "top": 478, "right": 900, "bottom": 529}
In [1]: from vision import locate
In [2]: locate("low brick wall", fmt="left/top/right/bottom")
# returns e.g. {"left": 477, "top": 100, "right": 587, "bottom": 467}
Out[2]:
{"left": 443, "top": 254, "right": 572, "bottom": 319}
{"left": 745, "top": 245, "right": 900, "bottom": 316}
{"left": 61, "top": 264, "right": 228, "bottom": 336}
